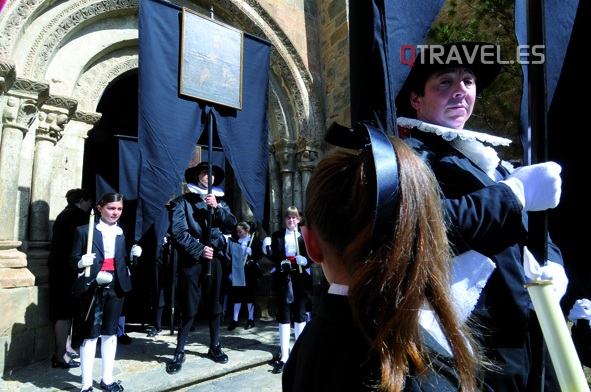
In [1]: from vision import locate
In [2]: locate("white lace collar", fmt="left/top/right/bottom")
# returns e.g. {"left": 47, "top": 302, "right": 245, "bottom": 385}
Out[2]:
{"left": 397, "top": 117, "right": 511, "bottom": 146}
{"left": 397, "top": 117, "right": 514, "bottom": 179}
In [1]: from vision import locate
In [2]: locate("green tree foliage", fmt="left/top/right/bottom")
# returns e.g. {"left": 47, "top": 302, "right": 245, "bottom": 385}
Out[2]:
{"left": 428, "top": 0, "right": 523, "bottom": 163}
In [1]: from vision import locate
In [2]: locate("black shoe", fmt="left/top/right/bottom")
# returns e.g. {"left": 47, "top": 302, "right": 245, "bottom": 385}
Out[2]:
{"left": 272, "top": 360, "right": 285, "bottom": 374}
{"left": 100, "top": 379, "right": 124, "bottom": 391}
{"left": 245, "top": 319, "right": 255, "bottom": 330}
{"left": 67, "top": 351, "right": 80, "bottom": 359}
{"left": 166, "top": 351, "right": 185, "bottom": 374}
{"left": 51, "top": 354, "right": 80, "bottom": 369}
{"left": 147, "top": 327, "right": 162, "bottom": 337}
{"left": 227, "top": 320, "right": 239, "bottom": 331}
{"left": 207, "top": 343, "right": 228, "bottom": 364}
{"left": 117, "top": 334, "right": 132, "bottom": 345}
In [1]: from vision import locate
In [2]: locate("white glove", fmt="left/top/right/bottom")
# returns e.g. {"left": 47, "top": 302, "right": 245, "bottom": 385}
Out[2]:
{"left": 523, "top": 247, "right": 568, "bottom": 301}
{"left": 246, "top": 247, "right": 252, "bottom": 256}
{"left": 500, "top": 162, "right": 562, "bottom": 211}
{"left": 295, "top": 255, "right": 307, "bottom": 266}
{"left": 539, "top": 260, "right": 569, "bottom": 301}
{"left": 228, "top": 273, "right": 233, "bottom": 281}
{"left": 78, "top": 253, "right": 95, "bottom": 269}
{"left": 131, "top": 244, "right": 142, "bottom": 257}
{"left": 262, "top": 237, "right": 271, "bottom": 255}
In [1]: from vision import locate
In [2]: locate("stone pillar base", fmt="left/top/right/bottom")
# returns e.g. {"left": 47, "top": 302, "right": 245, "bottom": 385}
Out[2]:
{"left": 0, "top": 244, "right": 35, "bottom": 288}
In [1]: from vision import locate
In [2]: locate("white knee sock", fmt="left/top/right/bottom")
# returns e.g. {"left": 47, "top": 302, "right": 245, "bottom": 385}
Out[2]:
{"left": 101, "top": 334, "right": 117, "bottom": 385}
{"left": 80, "top": 337, "right": 98, "bottom": 390}
{"left": 233, "top": 303, "right": 241, "bottom": 321}
{"left": 294, "top": 321, "right": 306, "bottom": 340}
{"left": 279, "top": 323, "right": 291, "bottom": 362}
{"left": 247, "top": 303, "right": 255, "bottom": 320}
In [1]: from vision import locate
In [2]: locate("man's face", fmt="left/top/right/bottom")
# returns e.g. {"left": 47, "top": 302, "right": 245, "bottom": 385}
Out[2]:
{"left": 410, "top": 67, "right": 477, "bottom": 130}
{"left": 197, "top": 169, "right": 214, "bottom": 188}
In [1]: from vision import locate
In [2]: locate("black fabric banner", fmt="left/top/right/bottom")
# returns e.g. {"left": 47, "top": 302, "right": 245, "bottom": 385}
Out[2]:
{"left": 137, "top": 0, "right": 271, "bottom": 241}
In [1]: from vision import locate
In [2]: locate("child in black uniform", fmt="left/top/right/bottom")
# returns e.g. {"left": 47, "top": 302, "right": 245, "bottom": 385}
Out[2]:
{"left": 226, "top": 221, "right": 263, "bottom": 330}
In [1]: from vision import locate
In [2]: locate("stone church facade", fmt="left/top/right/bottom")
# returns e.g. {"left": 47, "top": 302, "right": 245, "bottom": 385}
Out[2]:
{"left": 0, "top": 0, "right": 350, "bottom": 373}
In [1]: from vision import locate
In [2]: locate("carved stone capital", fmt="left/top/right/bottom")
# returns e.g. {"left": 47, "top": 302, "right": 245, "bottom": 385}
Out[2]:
{"left": 273, "top": 138, "right": 297, "bottom": 173}
{"left": 4, "top": 78, "right": 50, "bottom": 130}
{"left": 37, "top": 95, "right": 78, "bottom": 143}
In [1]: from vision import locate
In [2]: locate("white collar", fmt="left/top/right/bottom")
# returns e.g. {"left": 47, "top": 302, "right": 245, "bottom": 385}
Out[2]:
{"left": 328, "top": 283, "right": 349, "bottom": 296}
{"left": 96, "top": 220, "right": 123, "bottom": 236}
{"left": 397, "top": 117, "right": 512, "bottom": 146}
{"left": 397, "top": 117, "right": 514, "bottom": 180}
{"left": 187, "top": 182, "right": 225, "bottom": 197}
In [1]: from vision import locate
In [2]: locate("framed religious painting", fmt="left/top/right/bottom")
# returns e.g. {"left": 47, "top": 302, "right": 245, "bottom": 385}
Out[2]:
{"left": 180, "top": 8, "right": 243, "bottom": 110}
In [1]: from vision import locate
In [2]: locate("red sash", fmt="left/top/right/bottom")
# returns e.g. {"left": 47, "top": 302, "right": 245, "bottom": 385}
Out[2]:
{"left": 101, "top": 258, "right": 115, "bottom": 271}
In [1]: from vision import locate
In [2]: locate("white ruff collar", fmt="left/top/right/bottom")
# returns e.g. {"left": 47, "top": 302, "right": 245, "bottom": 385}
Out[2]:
{"left": 96, "top": 220, "right": 123, "bottom": 236}
{"left": 397, "top": 117, "right": 514, "bottom": 179}
{"left": 397, "top": 117, "right": 511, "bottom": 146}
{"left": 187, "top": 182, "right": 225, "bottom": 197}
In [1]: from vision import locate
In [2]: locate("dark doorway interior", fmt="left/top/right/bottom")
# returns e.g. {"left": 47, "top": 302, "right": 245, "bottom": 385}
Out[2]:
{"left": 82, "top": 72, "right": 151, "bottom": 325}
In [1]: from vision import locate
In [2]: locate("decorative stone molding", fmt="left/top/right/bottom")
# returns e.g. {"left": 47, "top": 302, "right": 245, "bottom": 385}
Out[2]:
{"left": 0, "top": 59, "right": 16, "bottom": 94}
{"left": 23, "top": 0, "right": 139, "bottom": 79}
{"left": 74, "top": 50, "right": 138, "bottom": 112}
{"left": 268, "top": 80, "right": 292, "bottom": 140}
{"left": 72, "top": 110, "right": 102, "bottom": 126}
{"left": 0, "top": 0, "right": 37, "bottom": 58}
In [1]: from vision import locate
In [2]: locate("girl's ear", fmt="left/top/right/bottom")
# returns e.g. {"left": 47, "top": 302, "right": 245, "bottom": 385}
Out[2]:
{"left": 301, "top": 226, "right": 323, "bottom": 263}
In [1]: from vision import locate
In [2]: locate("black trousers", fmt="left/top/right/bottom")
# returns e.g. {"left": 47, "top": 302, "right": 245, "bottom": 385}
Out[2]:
{"left": 81, "top": 282, "right": 125, "bottom": 339}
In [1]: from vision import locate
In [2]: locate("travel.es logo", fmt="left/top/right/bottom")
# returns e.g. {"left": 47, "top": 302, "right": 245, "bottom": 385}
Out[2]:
{"left": 400, "top": 44, "right": 545, "bottom": 66}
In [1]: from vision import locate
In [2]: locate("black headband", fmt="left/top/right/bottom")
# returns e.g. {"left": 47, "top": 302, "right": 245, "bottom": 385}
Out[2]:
{"left": 325, "top": 122, "right": 399, "bottom": 241}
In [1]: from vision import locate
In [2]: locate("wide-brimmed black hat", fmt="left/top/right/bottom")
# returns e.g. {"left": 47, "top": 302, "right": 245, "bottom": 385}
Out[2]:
{"left": 396, "top": 41, "right": 502, "bottom": 118}
{"left": 184, "top": 162, "right": 225, "bottom": 186}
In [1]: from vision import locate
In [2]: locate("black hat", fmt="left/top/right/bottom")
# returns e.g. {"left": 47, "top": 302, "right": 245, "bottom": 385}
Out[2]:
{"left": 396, "top": 42, "right": 502, "bottom": 118}
{"left": 184, "top": 162, "right": 225, "bottom": 186}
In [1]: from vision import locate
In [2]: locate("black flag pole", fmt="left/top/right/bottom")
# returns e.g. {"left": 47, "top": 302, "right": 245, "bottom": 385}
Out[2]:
{"left": 526, "top": 0, "right": 548, "bottom": 263}
{"left": 205, "top": 110, "right": 214, "bottom": 277}
{"left": 525, "top": 2, "right": 549, "bottom": 391}
{"left": 204, "top": 5, "right": 215, "bottom": 277}
{"left": 522, "top": 4, "right": 588, "bottom": 391}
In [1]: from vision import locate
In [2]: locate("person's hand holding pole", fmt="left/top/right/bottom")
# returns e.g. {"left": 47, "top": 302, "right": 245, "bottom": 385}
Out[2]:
{"left": 523, "top": 246, "right": 589, "bottom": 391}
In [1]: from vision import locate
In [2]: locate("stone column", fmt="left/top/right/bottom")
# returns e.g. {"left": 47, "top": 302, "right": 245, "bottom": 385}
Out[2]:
{"left": 51, "top": 110, "right": 101, "bottom": 201}
{"left": 273, "top": 138, "right": 297, "bottom": 214}
{"left": 0, "top": 78, "right": 48, "bottom": 288}
{"left": 27, "top": 96, "right": 78, "bottom": 285}
{"left": 296, "top": 138, "right": 323, "bottom": 211}
{"left": 29, "top": 96, "right": 77, "bottom": 241}
{"left": 267, "top": 143, "right": 281, "bottom": 234}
